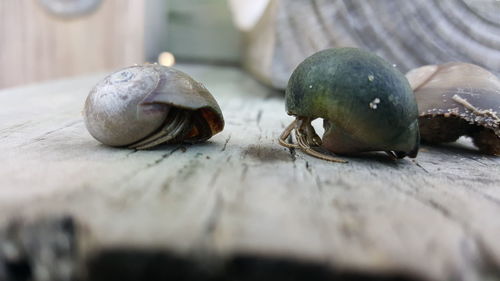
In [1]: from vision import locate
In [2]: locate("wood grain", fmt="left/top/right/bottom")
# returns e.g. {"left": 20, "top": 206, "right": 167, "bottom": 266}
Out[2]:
{"left": 0, "top": 0, "right": 144, "bottom": 89}
{"left": 239, "top": 0, "right": 500, "bottom": 89}
{"left": 0, "top": 64, "right": 500, "bottom": 281}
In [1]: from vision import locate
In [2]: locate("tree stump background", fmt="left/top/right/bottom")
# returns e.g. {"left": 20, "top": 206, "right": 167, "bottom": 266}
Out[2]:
{"left": 238, "top": 0, "right": 500, "bottom": 89}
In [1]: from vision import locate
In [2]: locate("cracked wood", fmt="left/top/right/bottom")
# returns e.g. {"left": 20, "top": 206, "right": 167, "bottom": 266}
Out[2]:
{"left": 0, "top": 64, "right": 500, "bottom": 281}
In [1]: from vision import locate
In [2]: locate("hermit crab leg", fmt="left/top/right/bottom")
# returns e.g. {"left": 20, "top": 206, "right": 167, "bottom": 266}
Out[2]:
{"left": 296, "top": 118, "right": 322, "bottom": 147}
{"left": 295, "top": 125, "right": 347, "bottom": 163}
{"left": 279, "top": 118, "right": 347, "bottom": 163}
{"left": 129, "top": 109, "right": 184, "bottom": 149}
{"left": 134, "top": 114, "right": 192, "bottom": 150}
{"left": 130, "top": 109, "right": 191, "bottom": 149}
{"left": 279, "top": 119, "right": 300, "bottom": 148}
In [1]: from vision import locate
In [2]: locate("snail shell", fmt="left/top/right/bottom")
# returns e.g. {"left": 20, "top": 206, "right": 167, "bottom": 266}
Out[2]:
{"left": 280, "top": 48, "right": 420, "bottom": 162}
{"left": 83, "top": 65, "right": 224, "bottom": 149}
{"left": 406, "top": 62, "right": 500, "bottom": 155}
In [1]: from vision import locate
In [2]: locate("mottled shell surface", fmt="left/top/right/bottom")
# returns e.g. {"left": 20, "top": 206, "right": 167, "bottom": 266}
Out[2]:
{"left": 84, "top": 65, "right": 224, "bottom": 147}
{"left": 406, "top": 62, "right": 500, "bottom": 155}
{"left": 286, "top": 48, "right": 419, "bottom": 156}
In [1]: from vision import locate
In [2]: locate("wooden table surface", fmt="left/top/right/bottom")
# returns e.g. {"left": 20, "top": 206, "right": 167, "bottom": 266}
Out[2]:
{"left": 0, "top": 64, "right": 499, "bottom": 281}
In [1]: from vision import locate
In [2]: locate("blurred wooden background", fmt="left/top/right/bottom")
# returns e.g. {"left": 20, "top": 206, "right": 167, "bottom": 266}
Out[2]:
{"left": 235, "top": 0, "right": 500, "bottom": 89}
{"left": 0, "top": 0, "right": 147, "bottom": 89}
{"left": 3, "top": 0, "right": 500, "bottom": 90}
{"left": 0, "top": 0, "right": 240, "bottom": 89}
{"left": 166, "top": 0, "right": 240, "bottom": 64}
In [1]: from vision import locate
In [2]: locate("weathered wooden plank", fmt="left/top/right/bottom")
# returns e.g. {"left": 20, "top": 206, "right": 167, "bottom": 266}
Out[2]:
{"left": 0, "top": 64, "right": 500, "bottom": 281}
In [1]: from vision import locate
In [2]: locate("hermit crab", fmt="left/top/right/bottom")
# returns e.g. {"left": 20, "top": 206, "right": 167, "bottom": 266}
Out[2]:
{"left": 406, "top": 62, "right": 500, "bottom": 155}
{"left": 279, "top": 48, "right": 420, "bottom": 162}
{"left": 84, "top": 64, "right": 224, "bottom": 149}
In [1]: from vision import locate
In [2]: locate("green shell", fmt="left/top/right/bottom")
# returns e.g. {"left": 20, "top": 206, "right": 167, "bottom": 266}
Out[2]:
{"left": 286, "top": 48, "right": 419, "bottom": 156}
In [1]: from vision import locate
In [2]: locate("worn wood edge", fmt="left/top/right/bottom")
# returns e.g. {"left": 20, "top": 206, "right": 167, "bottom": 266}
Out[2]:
{"left": 0, "top": 215, "right": 429, "bottom": 281}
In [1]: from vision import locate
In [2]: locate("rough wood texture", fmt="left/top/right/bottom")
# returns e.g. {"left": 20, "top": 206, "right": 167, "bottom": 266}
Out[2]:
{"left": 237, "top": 0, "right": 500, "bottom": 89}
{"left": 0, "top": 0, "right": 144, "bottom": 89}
{"left": 1, "top": 64, "right": 500, "bottom": 281}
